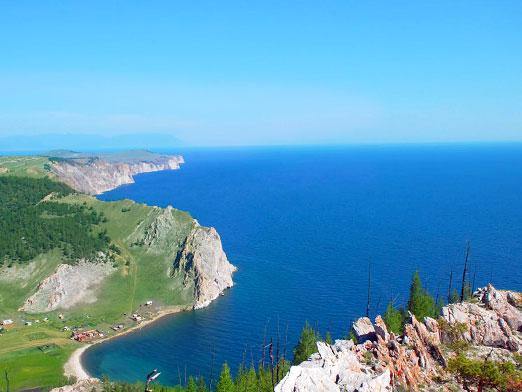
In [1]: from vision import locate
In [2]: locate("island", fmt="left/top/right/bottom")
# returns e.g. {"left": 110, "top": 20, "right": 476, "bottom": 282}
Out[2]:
{"left": 0, "top": 151, "right": 236, "bottom": 391}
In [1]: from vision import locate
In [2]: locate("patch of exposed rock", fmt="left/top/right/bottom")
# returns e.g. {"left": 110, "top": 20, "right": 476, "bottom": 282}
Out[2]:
{"left": 51, "top": 155, "right": 183, "bottom": 194}
{"left": 128, "top": 205, "right": 191, "bottom": 254}
{"left": 51, "top": 379, "right": 101, "bottom": 392}
{"left": 276, "top": 340, "right": 391, "bottom": 392}
{"left": 442, "top": 284, "right": 522, "bottom": 351}
{"left": 276, "top": 285, "right": 522, "bottom": 391}
{"left": 21, "top": 260, "right": 115, "bottom": 313}
{"left": 172, "top": 224, "right": 237, "bottom": 309}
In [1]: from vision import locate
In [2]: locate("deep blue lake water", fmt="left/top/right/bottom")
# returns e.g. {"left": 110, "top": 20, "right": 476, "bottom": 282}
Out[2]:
{"left": 84, "top": 144, "right": 522, "bottom": 385}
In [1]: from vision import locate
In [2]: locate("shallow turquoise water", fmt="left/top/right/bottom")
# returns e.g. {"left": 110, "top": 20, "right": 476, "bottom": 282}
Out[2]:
{"left": 85, "top": 144, "right": 522, "bottom": 385}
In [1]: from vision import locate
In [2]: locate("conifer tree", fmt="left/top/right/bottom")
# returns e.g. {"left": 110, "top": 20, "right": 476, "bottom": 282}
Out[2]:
{"left": 235, "top": 365, "right": 247, "bottom": 392}
{"left": 197, "top": 378, "right": 208, "bottom": 392}
{"left": 383, "top": 302, "right": 404, "bottom": 334}
{"left": 407, "top": 271, "right": 438, "bottom": 320}
{"left": 292, "top": 322, "right": 320, "bottom": 364}
{"left": 216, "top": 363, "right": 235, "bottom": 392}
{"left": 325, "top": 331, "right": 333, "bottom": 345}
{"left": 449, "top": 288, "right": 460, "bottom": 304}
{"left": 246, "top": 366, "right": 258, "bottom": 392}
{"left": 257, "top": 366, "right": 273, "bottom": 392}
{"left": 187, "top": 377, "right": 197, "bottom": 392}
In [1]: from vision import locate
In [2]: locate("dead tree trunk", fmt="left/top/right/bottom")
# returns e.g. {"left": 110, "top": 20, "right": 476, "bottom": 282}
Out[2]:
{"left": 460, "top": 241, "right": 471, "bottom": 302}
{"left": 366, "top": 260, "right": 371, "bottom": 318}
{"left": 447, "top": 270, "right": 453, "bottom": 303}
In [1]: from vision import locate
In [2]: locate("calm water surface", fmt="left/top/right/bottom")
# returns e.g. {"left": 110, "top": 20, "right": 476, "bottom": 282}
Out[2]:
{"left": 84, "top": 144, "right": 522, "bottom": 385}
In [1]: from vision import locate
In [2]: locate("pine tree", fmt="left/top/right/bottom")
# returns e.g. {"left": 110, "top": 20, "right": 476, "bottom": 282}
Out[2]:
{"left": 235, "top": 365, "right": 247, "bottom": 392}
{"left": 257, "top": 366, "right": 273, "bottom": 392}
{"left": 216, "top": 363, "right": 235, "bottom": 392}
{"left": 407, "top": 271, "right": 438, "bottom": 320}
{"left": 383, "top": 302, "right": 404, "bottom": 334}
{"left": 197, "top": 378, "right": 208, "bottom": 392}
{"left": 187, "top": 377, "right": 197, "bottom": 392}
{"left": 245, "top": 366, "right": 258, "bottom": 392}
{"left": 449, "top": 288, "right": 460, "bottom": 304}
{"left": 292, "top": 322, "right": 320, "bottom": 364}
{"left": 325, "top": 331, "right": 333, "bottom": 345}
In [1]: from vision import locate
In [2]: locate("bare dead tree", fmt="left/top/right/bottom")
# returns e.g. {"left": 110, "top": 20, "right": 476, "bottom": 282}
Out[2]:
{"left": 261, "top": 318, "right": 270, "bottom": 368}
{"left": 460, "top": 241, "right": 471, "bottom": 302}
{"left": 283, "top": 322, "right": 289, "bottom": 362}
{"left": 366, "top": 260, "right": 371, "bottom": 318}
{"left": 472, "top": 264, "right": 477, "bottom": 293}
{"left": 447, "top": 269, "right": 453, "bottom": 303}
{"left": 276, "top": 317, "right": 281, "bottom": 382}
{"left": 269, "top": 338, "right": 275, "bottom": 389}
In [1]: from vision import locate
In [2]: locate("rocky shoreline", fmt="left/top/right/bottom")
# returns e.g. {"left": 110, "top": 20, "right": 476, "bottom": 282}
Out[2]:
{"left": 49, "top": 152, "right": 184, "bottom": 195}
{"left": 276, "top": 284, "right": 522, "bottom": 391}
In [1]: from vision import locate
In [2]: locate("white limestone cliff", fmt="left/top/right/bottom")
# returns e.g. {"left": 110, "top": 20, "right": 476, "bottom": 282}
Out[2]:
{"left": 173, "top": 224, "right": 237, "bottom": 309}
{"left": 51, "top": 155, "right": 184, "bottom": 195}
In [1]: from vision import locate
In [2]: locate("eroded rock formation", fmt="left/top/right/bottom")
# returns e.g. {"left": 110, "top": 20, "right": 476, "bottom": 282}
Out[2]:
{"left": 276, "top": 285, "right": 522, "bottom": 391}
{"left": 172, "top": 224, "right": 237, "bottom": 309}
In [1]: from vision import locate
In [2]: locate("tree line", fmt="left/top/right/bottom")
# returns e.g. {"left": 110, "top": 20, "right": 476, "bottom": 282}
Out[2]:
{"left": 0, "top": 176, "right": 110, "bottom": 265}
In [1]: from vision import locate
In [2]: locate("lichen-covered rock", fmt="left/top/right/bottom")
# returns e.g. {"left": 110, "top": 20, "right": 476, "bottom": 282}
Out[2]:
{"left": 21, "top": 260, "right": 115, "bottom": 313}
{"left": 173, "top": 225, "right": 236, "bottom": 309}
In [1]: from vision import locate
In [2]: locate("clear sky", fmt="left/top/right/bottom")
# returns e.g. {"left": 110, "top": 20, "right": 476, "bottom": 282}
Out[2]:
{"left": 0, "top": 1, "right": 521, "bottom": 147}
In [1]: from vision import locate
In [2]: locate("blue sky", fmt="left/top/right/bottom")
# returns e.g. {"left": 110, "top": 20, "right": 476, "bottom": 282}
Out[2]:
{"left": 0, "top": 1, "right": 521, "bottom": 147}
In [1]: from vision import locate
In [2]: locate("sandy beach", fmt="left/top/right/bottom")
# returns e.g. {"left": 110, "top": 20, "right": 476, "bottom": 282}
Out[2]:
{"left": 64, "top": 345, "right": 93, "bottom": 381}
{"left": 62, "top": 304, "right": 192, "bottom": 381}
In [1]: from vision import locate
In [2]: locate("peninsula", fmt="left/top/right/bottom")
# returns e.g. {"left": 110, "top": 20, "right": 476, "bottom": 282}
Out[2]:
{"left": 0, "top": 151, "right": 236, "bottom": 391}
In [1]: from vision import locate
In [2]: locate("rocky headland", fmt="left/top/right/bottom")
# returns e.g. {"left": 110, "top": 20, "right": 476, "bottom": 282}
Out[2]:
{"left": 276, "top": 284, "right": 522, "bottom": 392}
{"left": 0, "top": 151, "right": 237, "bottom": 391}
{"left": 48, "top": 150, "right": 184, "bottom": 195}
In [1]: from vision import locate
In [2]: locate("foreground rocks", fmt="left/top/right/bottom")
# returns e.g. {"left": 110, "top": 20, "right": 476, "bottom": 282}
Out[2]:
{"left": 276, "top": 285, "right": 522, "bottom": 391}
{"left": 276, "top": 340, "right": 391, "bottom": 392}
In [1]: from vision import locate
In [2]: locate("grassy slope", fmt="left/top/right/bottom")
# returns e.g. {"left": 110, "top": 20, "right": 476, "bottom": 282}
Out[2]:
{"left": 0, "top": 156, "right": 50, "bottom": 177}
{"left": 0, "top": 156, "right": 196, "bottom": 390}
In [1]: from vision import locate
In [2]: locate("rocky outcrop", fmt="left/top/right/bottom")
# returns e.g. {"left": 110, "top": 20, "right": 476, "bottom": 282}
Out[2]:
{"left": 51, "top": 154, "right": 183, "bottom": 194}
{"left": 442, "top": 285, "right": 522, "bottom": 351}
{"left": 172, "top": 224, "right": 237, "bottom": 309}
{"left": 276, "top": 340, "right": 391, "bottom": 392}
{"left": 128, "top": 205, "right": 191, "bottom": 255}
{"left": 276, "top": 285, "right": 522, "bottom": 391}
{"left": 352, "top": 317, "right": 377, "bottom": 344}
{"left": 21, "top": 260, "right": 115, "bottom": 313}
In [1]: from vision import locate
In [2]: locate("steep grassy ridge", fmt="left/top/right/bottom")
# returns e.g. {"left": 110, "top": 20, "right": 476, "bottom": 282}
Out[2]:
{"left": 0, "top": 167, "right": 200, "bottom": 390}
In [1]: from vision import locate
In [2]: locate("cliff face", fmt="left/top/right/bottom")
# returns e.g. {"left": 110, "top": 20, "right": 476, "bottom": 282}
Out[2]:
{"left": 51, "top": 155, "right": 183, "bottom": 194}
{"left": 276, "top": 285, "right": 522, "bottom": 392}
{"left": 172, "top": 224, "right": 237, "bottom": 309}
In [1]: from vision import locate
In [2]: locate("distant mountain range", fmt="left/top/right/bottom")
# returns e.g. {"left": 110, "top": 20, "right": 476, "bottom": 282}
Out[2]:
{"left": 0, "top": 133, "right": 182, "bottom": 153}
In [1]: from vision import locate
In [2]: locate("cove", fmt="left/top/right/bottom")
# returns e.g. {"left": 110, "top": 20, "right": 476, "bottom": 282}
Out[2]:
{"left": 83, "top": 144, "right": 522, "bottom": 385}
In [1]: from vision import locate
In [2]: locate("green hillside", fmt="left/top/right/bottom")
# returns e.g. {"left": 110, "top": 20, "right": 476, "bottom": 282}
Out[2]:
{"left": 0, "top": 160, "right": 197, "bottom": 390}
